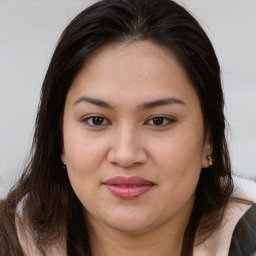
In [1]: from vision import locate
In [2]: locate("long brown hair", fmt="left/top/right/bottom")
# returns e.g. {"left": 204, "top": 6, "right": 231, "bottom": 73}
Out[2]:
{"left": 0, "top": 0, "right": 233, "bottom": 255}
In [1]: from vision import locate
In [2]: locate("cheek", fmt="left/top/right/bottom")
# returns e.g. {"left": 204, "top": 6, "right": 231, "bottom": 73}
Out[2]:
{"left": 64, "top": 140, "right": 105, "bottom": 211}
{"left": 62, "top": 127, "right": 108, "bottom": 195}
{"left": 152, "top": 129, "right": 204, "bottom": 197}
{"left": 154, "top": 132, "right": 204, "bottom": 173}
{"left": 65, "top": 145, "right": 104, "bottom": 187}
{"left": 63, "top": 122, "right": 107, "bottom": 169}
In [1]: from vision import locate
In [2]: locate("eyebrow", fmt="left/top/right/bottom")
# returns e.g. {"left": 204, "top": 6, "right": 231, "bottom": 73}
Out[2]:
{"left": 138, "top": 97, "right": 185, "bottom": 110}
{"left": 73, "top": 96, "right": 114, "bottom": 109}
{"left": 73, "top": 96, "right": 185, "bottom": 110}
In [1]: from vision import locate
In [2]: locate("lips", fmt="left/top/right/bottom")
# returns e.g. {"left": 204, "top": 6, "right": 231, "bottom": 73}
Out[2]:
{"left": 103, "top": 176, "right": 154, "bottom": 200}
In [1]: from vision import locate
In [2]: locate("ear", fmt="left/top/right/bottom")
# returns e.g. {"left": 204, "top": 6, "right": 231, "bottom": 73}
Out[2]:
{"left": 201, "top": 132, "right": 213, "bottom": 168}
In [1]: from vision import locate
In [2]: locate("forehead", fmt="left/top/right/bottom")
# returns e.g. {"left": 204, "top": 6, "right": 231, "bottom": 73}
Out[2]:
{"left": 79, "top": 41, "right": 187, "bottom": 82}
{"left": 67, "top": 41, "right": 199, "bottom": 108}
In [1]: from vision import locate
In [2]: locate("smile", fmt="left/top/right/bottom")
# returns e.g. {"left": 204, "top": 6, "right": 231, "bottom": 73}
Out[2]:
{"left": 104, "top": 176, "right": 154, "bottom": 200}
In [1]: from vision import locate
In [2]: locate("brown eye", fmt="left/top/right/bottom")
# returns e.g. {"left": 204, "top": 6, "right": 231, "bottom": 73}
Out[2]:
{"left": 83, "top": 116, "right": 110, "bottom": 126}
{"left": 91, "top": 117, "right": 104, "bottom": 125}
{"left": 146, "top": 116, "right": 175, "bottom": 127}
{"left": 152, "top": 117, "right": 164, "bottom": 125}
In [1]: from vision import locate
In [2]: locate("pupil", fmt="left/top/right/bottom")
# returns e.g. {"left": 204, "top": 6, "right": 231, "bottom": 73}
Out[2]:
{"left": 153, "top": 117, "right": 163, "bottom": 125}
{"left": 93, "top": 117, "right": 103, "bottom": 125}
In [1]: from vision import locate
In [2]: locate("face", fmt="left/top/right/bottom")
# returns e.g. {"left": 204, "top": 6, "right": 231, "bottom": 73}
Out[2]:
{"left": 62, "top": 41, "right": 212, "bottom": 235}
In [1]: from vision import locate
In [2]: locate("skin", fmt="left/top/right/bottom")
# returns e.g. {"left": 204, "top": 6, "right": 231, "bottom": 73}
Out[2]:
{"left": 62, "top": 41, "right": 212, "bottom": 256}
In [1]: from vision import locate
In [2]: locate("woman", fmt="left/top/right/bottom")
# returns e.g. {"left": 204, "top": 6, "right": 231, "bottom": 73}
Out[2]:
{"left": 0, "top": 0, "right": 255, "bottom": 255}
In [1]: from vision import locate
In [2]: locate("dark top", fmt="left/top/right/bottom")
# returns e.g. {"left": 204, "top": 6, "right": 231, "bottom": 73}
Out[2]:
{"left": 228, "top": 203, "right": 256, "bottom": 256}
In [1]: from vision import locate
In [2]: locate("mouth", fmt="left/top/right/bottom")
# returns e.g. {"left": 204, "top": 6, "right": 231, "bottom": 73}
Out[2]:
{"left": 103, "top": 176, "right": 155, "bottom": 200}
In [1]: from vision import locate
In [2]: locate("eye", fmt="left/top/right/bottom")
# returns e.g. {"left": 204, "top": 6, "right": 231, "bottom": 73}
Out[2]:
{"left": 145, "top": 116, "right": 175, "bottom": 126}
{"left": 82, "top": 115, "right": 110, "bottom": 126}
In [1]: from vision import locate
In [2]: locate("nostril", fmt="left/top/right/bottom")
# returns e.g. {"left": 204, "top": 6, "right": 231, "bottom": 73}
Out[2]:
{"left": 107, "top": 147, "right": 147, "bottom": 168}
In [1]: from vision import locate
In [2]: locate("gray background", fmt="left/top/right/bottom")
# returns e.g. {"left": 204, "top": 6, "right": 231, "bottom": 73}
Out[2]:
{"left": 0, "top": 0, "right": 256, "bottom": 197}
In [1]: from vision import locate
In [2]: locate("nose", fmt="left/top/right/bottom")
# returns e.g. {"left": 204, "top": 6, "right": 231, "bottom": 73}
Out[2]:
{"left": 107, "top": 125, "right": 148, "bottom": 168}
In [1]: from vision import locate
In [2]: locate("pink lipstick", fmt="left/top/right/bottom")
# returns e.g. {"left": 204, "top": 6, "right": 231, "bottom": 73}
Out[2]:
{"left": 104, "top": 176, "right": 154, "bottom": 200}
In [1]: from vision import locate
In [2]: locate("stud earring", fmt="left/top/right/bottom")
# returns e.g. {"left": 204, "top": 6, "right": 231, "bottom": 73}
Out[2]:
{"left": 61, "top": 154, "right": 66, "bottom": 168}
{"left": 207, "top": 154, "right": 214, "bottom": 167}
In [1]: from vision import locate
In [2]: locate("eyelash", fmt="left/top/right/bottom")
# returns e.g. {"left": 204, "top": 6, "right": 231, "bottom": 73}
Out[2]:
{"left": 82, "top": 115, "right": 175, "bottom": 127}
{"left": 82, "top": 115, "right": 111, "bottom": 126}
{"left": 145, "top": 116, "right": 175, "bottom": 126}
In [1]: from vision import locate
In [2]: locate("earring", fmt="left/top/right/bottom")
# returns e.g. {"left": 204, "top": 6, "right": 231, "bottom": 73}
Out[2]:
{"left": 207, "top": 154, "right": 214, "bottom": 167}
{"left": 61, "top": 154, "right": 66, "bottom": 168}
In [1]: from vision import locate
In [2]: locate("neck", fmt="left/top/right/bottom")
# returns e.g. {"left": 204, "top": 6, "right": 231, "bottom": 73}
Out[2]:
{"left": 87, "top": 218, "right": 185, "bottom": 256}
{"left": 85, "top": 194, "right": 195, "bottom": 256}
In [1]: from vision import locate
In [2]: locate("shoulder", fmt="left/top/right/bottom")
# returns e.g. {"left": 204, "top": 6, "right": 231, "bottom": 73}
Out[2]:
{"left": 0, "top": 198, "right": 24, "bottom": 256}
{"left": 228, "top": 203, "right": 256, "bottom": 256}
{"left": 194, "top": 175, "right": 256, "bottom": 256}
{"left": 224, "top": 176, "right": 256, "bottom": 256}
{"left": 232, "top": 175, "right": 256, "bottom": 203}
{"left": 16, "top": 196, "right": 67, "bottom": 256}
{"left": 223, "top": 176, "right": 256, "bottom": 256}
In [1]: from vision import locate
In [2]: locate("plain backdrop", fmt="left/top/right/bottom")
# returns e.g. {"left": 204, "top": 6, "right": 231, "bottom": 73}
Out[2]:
{"left": 0, "top": 0, "right": 256, "bottom": 197}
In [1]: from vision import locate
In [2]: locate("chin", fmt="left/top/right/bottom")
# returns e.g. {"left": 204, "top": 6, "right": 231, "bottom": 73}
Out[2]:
{"left": 102, "top": 212, "right": 159, "bottom": 235}
{"left": 107, "top": 222, "right": 153, "bottom": 235}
